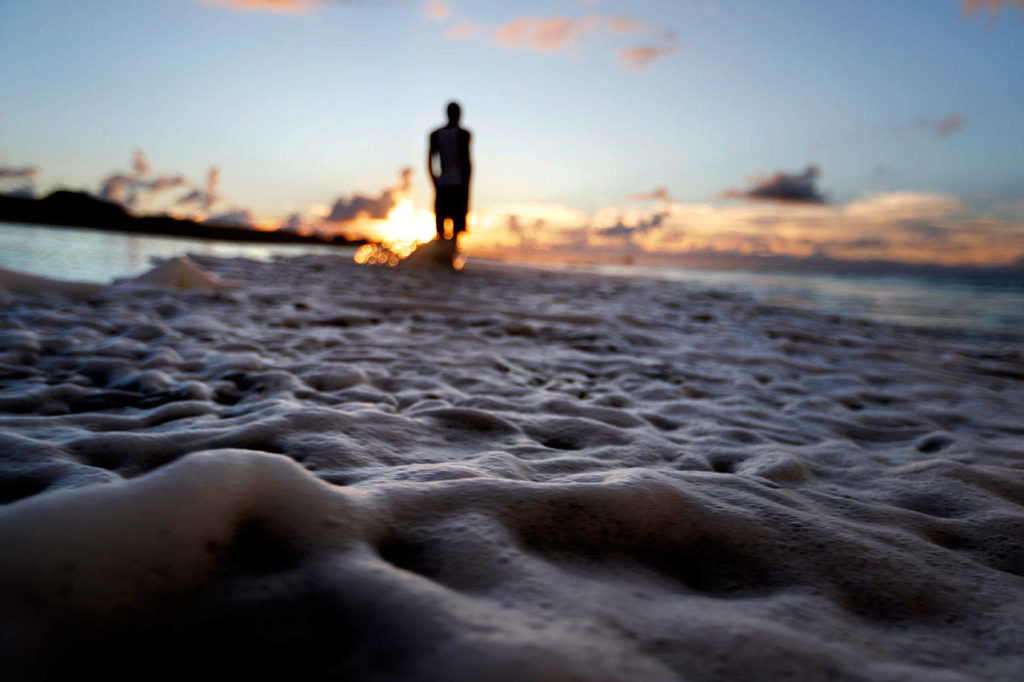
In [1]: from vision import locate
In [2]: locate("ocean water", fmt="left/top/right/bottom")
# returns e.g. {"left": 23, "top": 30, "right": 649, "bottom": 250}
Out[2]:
{"left": 3, "top": 221, "right": 1023, "bottom": 337}
{"left": 582, "top": 263, "right": 1024, "bottom": 338}
{"left": 0, "top": 221, "right": 344, "bottom": 283}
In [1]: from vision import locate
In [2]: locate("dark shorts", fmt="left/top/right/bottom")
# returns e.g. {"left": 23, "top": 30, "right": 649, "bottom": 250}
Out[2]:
{"left": 435, "top": 185, "right": 469, "bottom": 236}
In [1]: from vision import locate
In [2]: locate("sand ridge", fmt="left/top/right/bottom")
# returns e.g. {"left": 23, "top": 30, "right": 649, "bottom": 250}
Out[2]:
{"left": 0, "top": 254, "right": 1023, "bottom": 680}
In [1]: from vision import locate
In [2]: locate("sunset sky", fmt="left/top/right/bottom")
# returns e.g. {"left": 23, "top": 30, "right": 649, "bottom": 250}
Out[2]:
{"left": 2, "top": 0, "right": 1023, "bottom": 266}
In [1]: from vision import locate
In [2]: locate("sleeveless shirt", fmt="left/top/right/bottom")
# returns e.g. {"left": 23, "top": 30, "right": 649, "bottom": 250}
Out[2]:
{"left": 435, "top": 128, "right": 465, "bottom": 187}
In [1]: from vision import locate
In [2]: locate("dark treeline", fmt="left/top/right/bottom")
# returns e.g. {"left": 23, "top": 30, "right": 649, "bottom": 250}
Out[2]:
{"left": 0, "top": 191, "right": 362, "bottom": 247}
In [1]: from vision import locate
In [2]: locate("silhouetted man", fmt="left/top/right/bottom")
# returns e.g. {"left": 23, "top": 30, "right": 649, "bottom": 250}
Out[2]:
{"left": 428, "top": 101, "right": 472, "bottom": 245}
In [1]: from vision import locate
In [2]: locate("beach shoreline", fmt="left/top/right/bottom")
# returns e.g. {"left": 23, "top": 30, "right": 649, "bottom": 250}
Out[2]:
{"left": 1, "top": 253, "right": 1023, "bottom": 680}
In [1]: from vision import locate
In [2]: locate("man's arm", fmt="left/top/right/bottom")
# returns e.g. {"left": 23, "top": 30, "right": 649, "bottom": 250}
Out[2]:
{"left": 461, "top": 129, "right": 472, "bottom": 187}
{"left": 427, "top": 131, "right": 438, "bottom": 188}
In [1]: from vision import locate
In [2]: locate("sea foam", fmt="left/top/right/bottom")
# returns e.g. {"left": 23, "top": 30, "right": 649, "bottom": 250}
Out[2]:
{"left": 0, "top": 253, "right": 1022, "bottom": 680}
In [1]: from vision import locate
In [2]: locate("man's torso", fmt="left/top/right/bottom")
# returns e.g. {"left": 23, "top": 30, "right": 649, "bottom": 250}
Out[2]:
{"left": 433, "top": 126, "right": 469, "bottom": 187}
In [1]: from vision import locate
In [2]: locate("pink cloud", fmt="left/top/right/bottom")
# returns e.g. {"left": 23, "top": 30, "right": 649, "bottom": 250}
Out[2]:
{"left": 605, "top": 15, "right": 651, "bottom": 34}
{"left": 494, "top": 15, "right": 598, "bottom": 53}
{"left": 438, "top": 10, "right": 681, "bottom": 70}
{"left": 200, "top": 0, "right": 371, "bottom": 13}
{"left": 924, "top": 115, "right": 966, "bottom": 138}
{"left": 963, "top": 0, "right": 1024, "bottom": 15}
{"left": 422, "top": 1, "right": 451, "bottom": 21}
{"left": 616, "top": 44, "right": 680, "bottom": 70}
{"left": 201, "top": 0, "right": 318, "bottom": 12}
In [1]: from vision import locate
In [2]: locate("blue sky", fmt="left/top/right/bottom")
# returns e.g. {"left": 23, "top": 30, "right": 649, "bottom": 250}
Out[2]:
{"left": 1, "top": 0, "right": 1023, "bottom": 266}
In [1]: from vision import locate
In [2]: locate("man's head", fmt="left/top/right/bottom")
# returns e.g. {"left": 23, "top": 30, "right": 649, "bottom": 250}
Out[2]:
{"left": 446, "top": 101, "right": 461, "bottom": 126}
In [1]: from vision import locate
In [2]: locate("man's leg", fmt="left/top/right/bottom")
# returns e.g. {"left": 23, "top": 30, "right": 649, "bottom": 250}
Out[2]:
{"left": 452, "top": 187, "right": 468, "bottom": 236}
{"left": 436, "top": 187, "right": 460, "bottom": 240}
{"left": 434, "top": 191, "right": 446, "bottom": 239}
{"left": 452, "top": 210, "right": 466, "bottom": 236}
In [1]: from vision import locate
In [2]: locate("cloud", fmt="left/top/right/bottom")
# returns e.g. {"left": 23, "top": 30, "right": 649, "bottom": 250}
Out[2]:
{"left": 197, "top": 0, "right": 683, "bottom": 72}
{"left": 825, "top": 114, "right": 968, "bottom": 147}
{"left": 460, "top": 202, "right": 589, "bottom": 252}
{"left": 200, "top": 0, "right": 389, "bottom": 12}
{"left": 422, "top": 1, "right": 451, "bottom": 21}
{"left": 280, "top": 212, "right": 306, "bottom": 234}
{"left": 844, "top": 192, "right": 962, "bottom": 221}
{"left": 175, "top": 166, "right": 221, "bottom": 213}
{"left": 467, "top": 190, "right": 1024, "bottom": 268}
{"left": 494, "top": 16, "right": 598, "bottom": 53}
{"left": 503, "top": 214, "right": 549, "bottom": 248}
{"left": 468, "top": 11, "right": 679, "bottom": 69}
{"left": 0, "top": 166, "right": 38, "bottom": 181}
{"left": 147, "top": 175, "right": 188, "bottom": 194}
{"left": 605, "top": 16, "right": 653, "bottom": 34}
{"left": 829, "top": 236, "right": 890, "bottom": 251}
{"left": 627, "top": 187, "right": 672, "bottom": 202}
{"left": 200, "top": 0, "right": 320, "bottom": 12}
{"left": 597, "top": 212, "right": 668, "bottom": 241}
{"left": 131, "top": 148, "right": 151, "bottom": 176}
{"left": 0, "top": 165, "right": 37, "bottom": 198}
{"left": 98, "top": 174, "right": 133, "bottom": 205}
{"left": 616, "top": 44, "right": 680, "bottom": 70}
{"left": 963, "top": 0, "right": 1024, "bottom": 16}
{"left": 462, "top": 188, "right": 1024, "bottom": 268}
{"left": 98, "top": 149, "right": 189, "bottom": 211}
{"left": 324, "top": 167, "right": 412, "bottom": 223}
{"left": 93, "top": 160, "right": 418, "bottom": 237}
{"left": 205, "top": 208, "right": 256, "bottom": 228}
{"left": 724, "top": 165, "right": 827, "bottom": 204}
{"left": 914, "top": 114, "right": 966, "bottom": 138}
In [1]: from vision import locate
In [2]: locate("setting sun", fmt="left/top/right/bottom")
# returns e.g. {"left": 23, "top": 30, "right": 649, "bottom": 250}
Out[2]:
{"left": 378, "top": 199, "right": 436, "bottom": 245}
{"left": 353, "top": 199, "right": 439, "bottom": 266}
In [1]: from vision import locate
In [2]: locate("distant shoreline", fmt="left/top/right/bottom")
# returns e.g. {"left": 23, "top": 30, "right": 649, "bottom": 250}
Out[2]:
{"left": 0, "top": 191, "right": 363, "bottom": 248}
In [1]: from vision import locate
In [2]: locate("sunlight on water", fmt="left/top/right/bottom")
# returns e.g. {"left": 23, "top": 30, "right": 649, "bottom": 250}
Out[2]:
{"left": 354, "top": 240, "right": 421, "bottom": 267}
{"left": 351, "top": 199, "right": 439, "bottom": 267}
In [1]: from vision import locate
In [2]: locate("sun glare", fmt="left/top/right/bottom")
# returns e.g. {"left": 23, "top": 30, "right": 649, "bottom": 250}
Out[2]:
{"left": 353, "top": 199, "right": 438, "bottom": 267}
{"left": 381, "top": 199, "right": 436, "bottom": 244}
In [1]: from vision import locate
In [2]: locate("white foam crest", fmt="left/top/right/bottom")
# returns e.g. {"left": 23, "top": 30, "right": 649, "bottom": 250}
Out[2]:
{"left": 119, "top": 256, "right": 236, "bottom": 291}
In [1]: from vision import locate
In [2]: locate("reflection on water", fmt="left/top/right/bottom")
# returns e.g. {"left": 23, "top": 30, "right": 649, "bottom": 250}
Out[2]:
{"left": 0, "top": 222, "right": 348, "bottom": 283}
